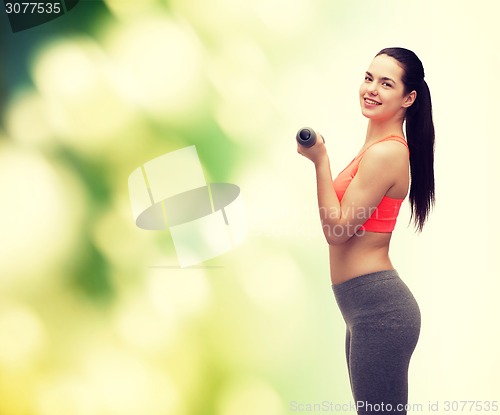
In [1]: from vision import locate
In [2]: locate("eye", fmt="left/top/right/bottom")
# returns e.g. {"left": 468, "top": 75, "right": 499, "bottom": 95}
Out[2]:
{"left": 364, "top": 76, "right": 372, "bottom": 82}
{"left": 382, "top": 82, "right": 392, "bottom": 88}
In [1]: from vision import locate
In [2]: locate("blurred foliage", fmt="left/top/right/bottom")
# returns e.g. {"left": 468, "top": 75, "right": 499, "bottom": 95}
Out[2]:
{"left": 5, "top": 0, "right": 498, "bottom": 413}
{"left": 0, "top": 1, "right": 339, "bottom": 414}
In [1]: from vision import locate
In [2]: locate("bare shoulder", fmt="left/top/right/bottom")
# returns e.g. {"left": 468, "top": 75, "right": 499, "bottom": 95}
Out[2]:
{"left": 362, "top": 140, "right": 409, "bottom": 169}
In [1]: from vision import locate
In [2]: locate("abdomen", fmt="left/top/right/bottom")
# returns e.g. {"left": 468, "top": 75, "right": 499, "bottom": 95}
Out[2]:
{"left": 329, "top": 232, "right": 394, "bottom": 285}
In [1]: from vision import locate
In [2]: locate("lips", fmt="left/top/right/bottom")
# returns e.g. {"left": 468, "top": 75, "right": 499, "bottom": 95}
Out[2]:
{"left": 364, "top": 98, "right": 381, "bottom": 105}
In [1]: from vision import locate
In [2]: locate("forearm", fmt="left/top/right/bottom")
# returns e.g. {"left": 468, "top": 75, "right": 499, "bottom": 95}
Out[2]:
{"left": 297, "top": 134, "right": 356, "bottom": 244}
{"left": 314, "top": 154, "right": 362, "bottom": 244}
{"left": 314, "top": 155, "right": 342, "bottom": 243}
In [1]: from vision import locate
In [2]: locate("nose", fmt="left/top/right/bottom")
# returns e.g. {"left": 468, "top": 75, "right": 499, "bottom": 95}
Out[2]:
{"left": 367, "top": 83, "right": 378, "bottom": 95}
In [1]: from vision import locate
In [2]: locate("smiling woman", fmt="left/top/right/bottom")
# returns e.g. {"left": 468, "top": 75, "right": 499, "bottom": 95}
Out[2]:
{"left": 360, "top": 55, "right": 415, "bottom": 125}
{"left": 297, "top": 47, "right": 435, "bottom": 415}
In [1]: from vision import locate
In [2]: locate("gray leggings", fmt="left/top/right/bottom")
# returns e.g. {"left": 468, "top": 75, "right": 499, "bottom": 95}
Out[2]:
{"left": 332, "top": 269, "right": 421, "bottom": 415}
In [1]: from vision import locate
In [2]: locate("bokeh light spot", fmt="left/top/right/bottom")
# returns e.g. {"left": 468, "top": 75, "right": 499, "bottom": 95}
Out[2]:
{"left": 104, "top": 15, "right": 204, "bottom": 121}
{"left": 0, "top": 145, "right": 85, "bottom": 284}
{"left": 0, "top": 303, "right": 47, "bottom": 368}
{"left": 217, "top": 376, "right": 285, "bottom": 415}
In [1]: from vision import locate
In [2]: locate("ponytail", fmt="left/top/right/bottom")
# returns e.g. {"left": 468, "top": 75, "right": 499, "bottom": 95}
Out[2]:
{"left": 405, "top": 80, "right": 435, "bottom": 231}
{"left": 376, "top": 47, "right": 435, "bottom": 232}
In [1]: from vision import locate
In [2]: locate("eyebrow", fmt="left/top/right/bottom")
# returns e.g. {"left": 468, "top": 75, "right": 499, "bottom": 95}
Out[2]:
{"left": 365, "top": 71, "right": 396, "bottom": 84}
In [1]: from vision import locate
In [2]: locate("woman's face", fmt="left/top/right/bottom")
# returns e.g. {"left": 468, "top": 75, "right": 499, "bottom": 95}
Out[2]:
{"left": 359, "top": 54, "right": 415, "bottom": 121}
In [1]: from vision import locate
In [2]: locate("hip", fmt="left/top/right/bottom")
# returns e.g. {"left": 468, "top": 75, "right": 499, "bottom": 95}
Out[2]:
{"left": 332, "top": 269, "right": 421, "bottom": 327}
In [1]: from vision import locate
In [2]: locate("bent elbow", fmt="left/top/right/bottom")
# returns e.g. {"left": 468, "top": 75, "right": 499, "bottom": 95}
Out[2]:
{"left": 323, "top": 222, "right": 358, "bottom": 245}
{"left": 323, "top": 229, "right": 350, "bottom": 246}
{"left": 326, "top": 235, "right": 350, "bottom": 246}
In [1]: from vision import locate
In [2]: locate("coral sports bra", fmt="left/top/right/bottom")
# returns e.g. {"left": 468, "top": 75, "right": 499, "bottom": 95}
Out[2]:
{"left": 332, "top": 135, "right": 409, "bottom": 233}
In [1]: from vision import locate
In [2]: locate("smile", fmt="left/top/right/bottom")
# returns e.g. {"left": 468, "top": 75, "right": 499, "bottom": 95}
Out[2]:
{"left": 364, "top": 98, "right": 381, "bottom": 105}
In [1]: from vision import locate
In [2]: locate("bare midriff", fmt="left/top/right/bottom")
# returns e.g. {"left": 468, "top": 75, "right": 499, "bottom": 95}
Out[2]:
{"left": 329, "top": 231, "right": 394, "bottom": 285}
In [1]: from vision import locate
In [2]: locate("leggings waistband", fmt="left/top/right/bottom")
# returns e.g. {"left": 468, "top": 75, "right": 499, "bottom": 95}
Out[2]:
{"left": 332, "top": 269, "right": 400, "bottom": 295}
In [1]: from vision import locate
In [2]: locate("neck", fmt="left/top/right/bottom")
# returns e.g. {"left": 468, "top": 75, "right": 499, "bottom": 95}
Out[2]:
{"left": 364, "top": 119, "right": 405, "bottom": 145}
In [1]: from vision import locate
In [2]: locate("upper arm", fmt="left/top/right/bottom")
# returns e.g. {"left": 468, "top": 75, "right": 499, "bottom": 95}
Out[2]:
{"left": 329, "top": 142, "right": 407, "bottom": 244}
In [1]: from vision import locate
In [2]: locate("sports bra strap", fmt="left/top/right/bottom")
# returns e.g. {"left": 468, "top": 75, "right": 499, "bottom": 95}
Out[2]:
{"left": 355, "top": 135, "right": 408, "bottom": 160}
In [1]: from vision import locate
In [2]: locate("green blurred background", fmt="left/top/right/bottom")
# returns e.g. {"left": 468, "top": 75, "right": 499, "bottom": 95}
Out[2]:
{"left": 1, "top": 0, "right": 499, "bottom": 414}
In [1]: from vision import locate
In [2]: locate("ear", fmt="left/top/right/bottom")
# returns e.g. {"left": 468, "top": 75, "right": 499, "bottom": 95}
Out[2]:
{"left": 402, "top": 90, "right": 417, "bottom": 108}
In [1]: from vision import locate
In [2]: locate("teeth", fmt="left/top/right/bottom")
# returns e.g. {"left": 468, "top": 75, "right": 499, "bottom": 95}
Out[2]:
{"left": 365, "top": 99, "right": 381, "bottom": 105}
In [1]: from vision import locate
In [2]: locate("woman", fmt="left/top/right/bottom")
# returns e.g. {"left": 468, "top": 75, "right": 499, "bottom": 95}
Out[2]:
{"left": 297, "top": 47, "right": 435, "bottom": 414}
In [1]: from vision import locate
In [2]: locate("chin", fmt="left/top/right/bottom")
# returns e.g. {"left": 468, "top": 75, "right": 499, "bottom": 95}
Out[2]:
{"left": 360, "top": 108, "right": 376, "bottom": 119}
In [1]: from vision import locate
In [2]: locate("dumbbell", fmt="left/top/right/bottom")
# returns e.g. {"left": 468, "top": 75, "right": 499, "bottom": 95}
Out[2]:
{"left": 296, "top": 127, "right": 325, "bottom": 148}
